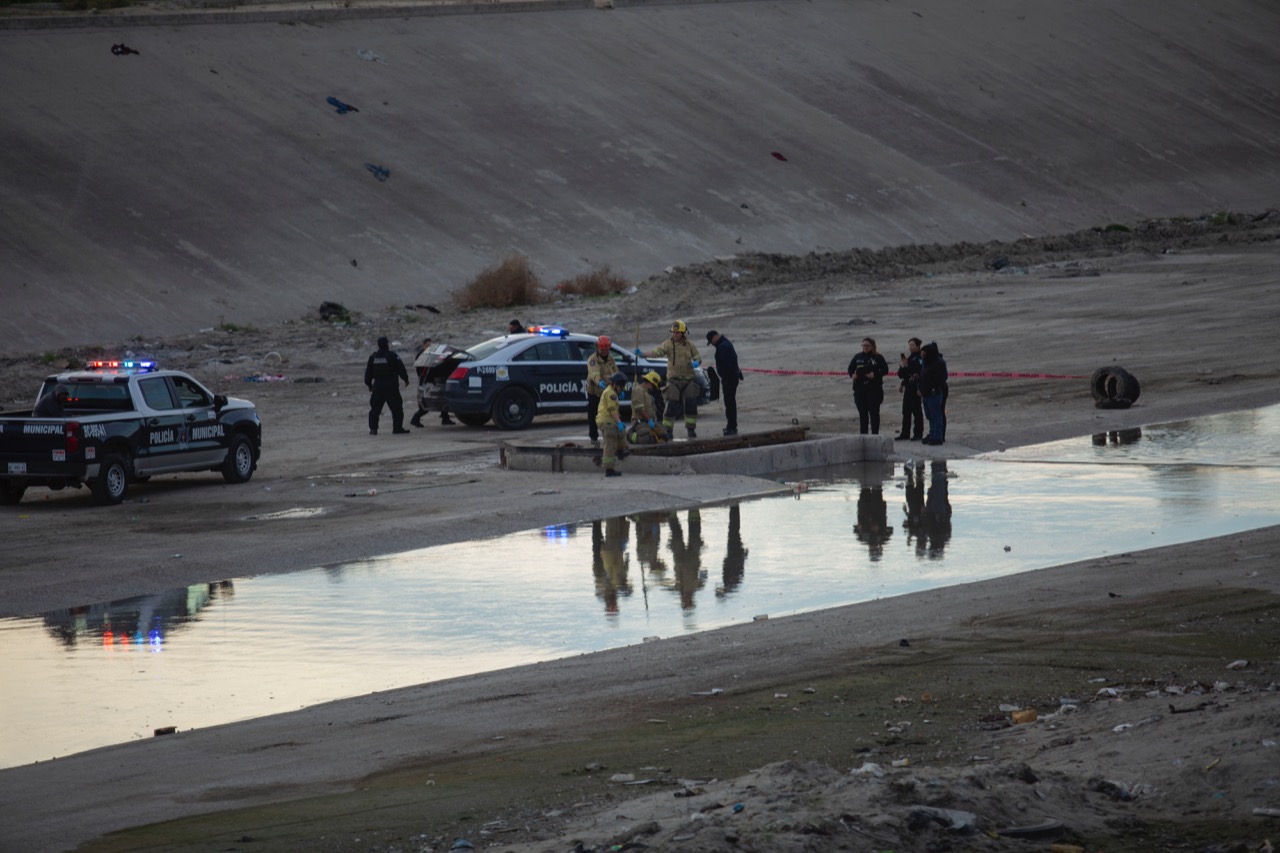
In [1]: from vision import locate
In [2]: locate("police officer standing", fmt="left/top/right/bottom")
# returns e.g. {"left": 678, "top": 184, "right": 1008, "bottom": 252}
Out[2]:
{"left": 596, "top": 372, "right": 628, "bottom": 477}
{"left": 847, "top": 336, "right": 889, "bottom": 435}
{"left": 585, "top": 335, "right": 618, "bottom": 445}
{"left": 895, "top": 337, "right": 924, "bottom": 441}
{"left": 639, "top": 320, "right": 701, "bottom": 439}
{"left": 365, "top": 336, "right": 410, "bottom": 435}
{"left": 705, "top": 330, "right": 743, "bottom": 436}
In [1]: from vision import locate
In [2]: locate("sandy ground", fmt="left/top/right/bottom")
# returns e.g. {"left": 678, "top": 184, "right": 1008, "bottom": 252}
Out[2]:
{"left": 2, "top": 219, "right": 1279, "bottom": 853}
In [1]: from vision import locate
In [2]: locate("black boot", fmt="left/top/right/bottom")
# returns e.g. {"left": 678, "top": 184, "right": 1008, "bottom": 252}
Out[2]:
{"left": 441, "top": 414, "right": 455, "bottom": 425}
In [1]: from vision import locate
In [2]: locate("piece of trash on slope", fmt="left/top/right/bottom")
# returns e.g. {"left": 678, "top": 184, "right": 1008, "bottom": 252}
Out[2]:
{"left": 356, "top": 49, "right": 383, "bottom": 62}
{"left": 692, "top": 688, "right": 724, "bottom": 696}
{"left": 365, "top": 163, "right": 390, "bottom": 182}
{"left": 326, "top": 95, "right": 359, "bottom": 114}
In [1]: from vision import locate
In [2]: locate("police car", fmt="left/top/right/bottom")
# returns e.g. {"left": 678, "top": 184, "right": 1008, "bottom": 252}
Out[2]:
{"left": 440, "top": 326, "right": 710, "bottom": 430}
{"left": 0, "top": 360, "right": 262, "bottom": 505}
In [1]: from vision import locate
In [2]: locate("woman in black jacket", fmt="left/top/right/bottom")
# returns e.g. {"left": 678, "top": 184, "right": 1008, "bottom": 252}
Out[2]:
{"left": 847, "top": 337, "right": 889, "bottom": 435}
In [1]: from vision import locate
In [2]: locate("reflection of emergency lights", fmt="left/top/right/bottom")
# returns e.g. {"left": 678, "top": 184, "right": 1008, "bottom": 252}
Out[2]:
{"left": 86, "top": 359, "right": 157, "bottom": 374}
{"left": 543, "top": 524, "right": 573, "bottom": 541}
{"left": 101, "top": 622, "right": 165, "bottom": 652}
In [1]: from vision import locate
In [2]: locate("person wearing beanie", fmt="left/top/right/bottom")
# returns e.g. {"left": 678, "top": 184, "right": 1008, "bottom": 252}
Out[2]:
{"left": 364, "top": 336, "right": 410, "bottom": 435}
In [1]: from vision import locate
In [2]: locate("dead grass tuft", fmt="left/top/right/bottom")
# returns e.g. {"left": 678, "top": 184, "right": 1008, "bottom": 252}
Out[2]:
{"left": 452, "top": 254, "right": 549, "bottom": 310}
{"left": 555, "top": 266, "right": 631, "bottom": 297}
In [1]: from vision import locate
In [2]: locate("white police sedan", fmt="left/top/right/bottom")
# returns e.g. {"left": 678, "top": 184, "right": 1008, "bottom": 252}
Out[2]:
{"left": 439, "top": 326, "right": 709, "bottom": 430}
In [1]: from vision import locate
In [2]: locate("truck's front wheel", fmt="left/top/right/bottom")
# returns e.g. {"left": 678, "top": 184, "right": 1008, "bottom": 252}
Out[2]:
{"left": 90, "top": 454, "right": 130, "bottom": 505}
{"left": 221, "top": 434, "right": 255, "bottom": 484}
{"left": 0, "top": 480, "right": 26, "bottom": 505}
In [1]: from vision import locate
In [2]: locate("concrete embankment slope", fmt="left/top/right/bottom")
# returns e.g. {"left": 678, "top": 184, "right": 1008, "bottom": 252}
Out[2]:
{"left": 2, "top": 0, "right": 1277, "bottom": 354}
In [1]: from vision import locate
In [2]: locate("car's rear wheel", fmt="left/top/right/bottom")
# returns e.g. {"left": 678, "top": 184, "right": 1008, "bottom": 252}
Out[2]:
{"left": 457, "top": 413, "right": 491, "bottom": 427}
{"left": 222, "top": 434, "right": 255, "bottom": 483}
{"left": 492, "top": 387, "right": 535, "bottom": 430}
{"left": 90, "top": 454, "right": 130, "bottom": 505}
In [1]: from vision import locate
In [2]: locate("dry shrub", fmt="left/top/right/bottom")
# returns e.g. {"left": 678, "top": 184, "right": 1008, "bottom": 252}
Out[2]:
{"left": 555, "top": 265, "right": 631, "bottom": 297}
{"left": 452, "top": 254, "right": 548, "bottom": 310}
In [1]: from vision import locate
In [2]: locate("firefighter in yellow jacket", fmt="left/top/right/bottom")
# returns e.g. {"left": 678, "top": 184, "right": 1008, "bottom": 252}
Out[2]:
{"left": 628, "top": 370, "right": 666, "bottom": 444}
{"left": 585, "top": 335, "right": 618, "bottom": 445}
{"left": 595, "top": 372, "right": 628, "bottom": 477}
{"left": 638, "top": 320, "right": 701, "bottom": 438}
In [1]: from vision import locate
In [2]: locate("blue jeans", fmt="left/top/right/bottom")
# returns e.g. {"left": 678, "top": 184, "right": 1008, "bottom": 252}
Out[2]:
{"left": 922, "top": 393, "right": 945, "bottom": 442}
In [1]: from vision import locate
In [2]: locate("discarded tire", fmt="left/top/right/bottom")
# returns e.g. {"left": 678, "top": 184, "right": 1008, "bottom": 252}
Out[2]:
{"left": 1090, "top": 366, "right": 1140, "bottom": 408}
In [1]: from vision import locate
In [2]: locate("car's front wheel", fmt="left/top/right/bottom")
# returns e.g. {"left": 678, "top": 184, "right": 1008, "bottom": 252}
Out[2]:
{"left": 492, "top": 387, "right": 535, "bottom": 430}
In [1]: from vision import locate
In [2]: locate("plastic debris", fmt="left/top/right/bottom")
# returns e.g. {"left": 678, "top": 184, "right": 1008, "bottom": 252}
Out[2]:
{"left": 357, "top": 49, "right": 383, "bottom": 62}
{"left": 1012, "top": 709, "right": 1037, "bottom": 724}
{"left": 691, "top": 688, "right": 724, "bottom": 696}
{"left": 364, "top": 163, "right": 391, "bottom": 182}
{"left": 1226, "top": 659, "right": 1249, "bottom": 670}
{"left": 326, "top": 95, "right": 359, "bottom": 114}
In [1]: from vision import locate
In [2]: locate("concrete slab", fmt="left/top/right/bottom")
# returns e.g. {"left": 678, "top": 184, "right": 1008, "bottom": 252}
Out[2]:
{"left": 500, "top": 432, "right": 891, "bottom": 474}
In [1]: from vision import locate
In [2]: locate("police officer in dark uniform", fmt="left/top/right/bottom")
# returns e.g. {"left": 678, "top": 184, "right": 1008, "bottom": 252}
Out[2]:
{"left": 364, "top": 336, "right": 410, "bottom": 435}
{"left": 847, "top": 336, "right": 889, "bottom": 435}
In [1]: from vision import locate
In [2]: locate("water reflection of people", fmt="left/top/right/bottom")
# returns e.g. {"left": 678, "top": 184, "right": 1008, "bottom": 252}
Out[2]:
{"left": 853, "top": 484, "right": 893, "bottom": 560}
{"left": 720, "top": 504, "right": 749, "bottom": 594}
{"left": 667, "top": 509, "right": 706, "bottom": 609}
{"left": 591, "top": 517, "right": 632, "bottom": 614}
{"left": 903, "top": 461, "right": 952, "bottom": 558}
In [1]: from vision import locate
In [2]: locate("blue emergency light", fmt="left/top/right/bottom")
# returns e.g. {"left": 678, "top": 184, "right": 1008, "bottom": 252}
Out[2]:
{"left": 87, "top": 359, "right": 158, "bottom": 373}
{"left": 531, "top": 325, "right": 569, "bottom": 338}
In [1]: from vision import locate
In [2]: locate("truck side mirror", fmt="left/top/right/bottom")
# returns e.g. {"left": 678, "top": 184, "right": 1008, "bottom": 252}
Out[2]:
{"left": 213, "top": 394, "right": 227, "bottom": 411}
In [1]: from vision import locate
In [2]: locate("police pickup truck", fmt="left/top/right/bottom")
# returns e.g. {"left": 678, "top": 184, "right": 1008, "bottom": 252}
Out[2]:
{"left": 0, "top": 360, "right": 261, "bottom": 505}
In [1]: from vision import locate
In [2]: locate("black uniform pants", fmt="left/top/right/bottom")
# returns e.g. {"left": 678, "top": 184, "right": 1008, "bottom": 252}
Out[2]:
{"left": 900, "top": 384, "right": 923, "bottom": 437}
{"left": 369, "top": 381, "right": 404, "bottom": 432}
{"left": 853, "top": 383, "right": 884, "bottom": 435}
{"left": 587, "top": 394, "right": 601, "bottom": 441}
{"left": 722, "top": 378, "right": 739, "bottom": 431}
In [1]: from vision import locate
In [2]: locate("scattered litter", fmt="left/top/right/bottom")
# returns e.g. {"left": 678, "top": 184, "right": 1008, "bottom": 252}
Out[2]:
{"left": 774, "top": 693, "right": 788, "bottom": 699}
{"left": 450, "top": 840, "right": 474, "bottom": 851}
{"left": 365, "top": 163, "right": 390, "bottom": 182}
{"left": 326, "top": 95, "right": 359, "bottom": 114}
{"left": 732, "top": 802, "right": 744, "bottom": 813}
{"left": 642, "top": 635, "right": 660, "bottom": 643}
{"left": 1226, "top": 659, "right": 1249, "bottom": 670}
{"left": 991, "top": 255, "right": 1010, "bottom": 270}
{"left": 609, "top": 773, "right": 635, "bottom": 783}
{"left": 1012, "top": 709, "right": 1037, "bottom": 724}
{"left": 111, "top": 43, "right": 140, "bottom": 55}
{"left": 770, "top": 151, "right": 788, "bottom": 162}
{"left": 356, "top": 49, "right": 383, "bottom": 62}
{"left": 646, "top": 719, "right": 666, "bottom": 724}
{"left": 153, "top": 726, "right": 176, "bottom": 736}
{"left": 691, "top": 688, "right": 724, "bottom": 696}
{"left": 851, "top": 762, "right": 884, "bottom": 777}
{"left": 752, "top": 614, "right": 768, "bottom": 621}
{"left": 891, "top": 758, "right": 910, "bottom": 768}
{"left": 908, "top": 806, "right": 976, "bottom": 832}
{"left": 1205, "top": 757, "right": 1221, "bottom": 771}
{"left": 170, "top": 553, "right": 182, "bottom": 559}
{"left": 899, "top": 638, "right": 910, "bottom": 647}
{"left": 530, "top": 488, "right": 559, "bottom": 495}
{"left": 1254, "top": 807, "right": 1280, "bottom": 817}
{"left": 238, "top": 374, "right": 288, "bottom": 383}
{"left": 1003, "top": 544, "right": 1012, "bottom": 552}
{"left": 803, "top": 687, "right": 816, "bottom": 694}
{"left": 263, "top": 352, "right": 282, "bottom": 366}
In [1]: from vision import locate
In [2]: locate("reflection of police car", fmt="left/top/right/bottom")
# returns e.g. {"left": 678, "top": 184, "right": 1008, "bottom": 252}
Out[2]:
{"left": 441, "top": 326, "right": 710, "bottom": 430}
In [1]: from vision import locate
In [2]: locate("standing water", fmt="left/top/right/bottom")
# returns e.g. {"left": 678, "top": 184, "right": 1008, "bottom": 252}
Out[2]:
{"left": 1, "top": 405, "right": 1278, "bottom": 769}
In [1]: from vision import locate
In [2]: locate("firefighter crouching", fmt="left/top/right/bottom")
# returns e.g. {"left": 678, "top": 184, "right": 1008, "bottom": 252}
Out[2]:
{"left": 596, "top": 372, "right": 629, "bottom": 477}
{"left": 638, "top": 320, "right": 701, "bottom": 439}
{"left": 585, "top": 335, "right": 618, "bottom": 445}
{"left": 628, "top": 370, "right": 667, "bottom": 444}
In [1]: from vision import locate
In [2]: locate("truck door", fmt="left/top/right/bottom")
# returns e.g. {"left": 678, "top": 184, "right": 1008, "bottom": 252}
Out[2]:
{"left": 169, "top": 375, "right": 224, "bottom": 467}
{"left": 134, "top": 376, "right": 191, "bottom": 474}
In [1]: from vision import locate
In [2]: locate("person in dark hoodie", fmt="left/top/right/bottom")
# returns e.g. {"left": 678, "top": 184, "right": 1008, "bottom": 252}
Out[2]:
{"left": 706, "top": 330, "right": 743, "bottom": 436}
{"left": 918, "top": 341, "right": 948, "bottom": 445}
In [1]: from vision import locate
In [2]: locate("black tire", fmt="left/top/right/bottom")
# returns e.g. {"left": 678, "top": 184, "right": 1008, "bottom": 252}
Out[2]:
{"left": 0, "top": 480, "right": 26, "bottom": 505}
{"left": 221, "top": 434, "right": 256, "bottom": 484}
{"left": 1115, "top": 367, "right": 1141, "bottom": 403}
{"left": 492, "top": 387, "right": 536, "bottom": 430}
{"left": 90, "top": 454, "right": 130, "bottom": 505}
{"left": 1090, "top": 366, "right": 1140, "bottom": 404}
{"left": 1095, "top": 398, "right": 1133, "bottom": 410}
{"left": 456, "top": 413, "right": 491, "bottom": 427}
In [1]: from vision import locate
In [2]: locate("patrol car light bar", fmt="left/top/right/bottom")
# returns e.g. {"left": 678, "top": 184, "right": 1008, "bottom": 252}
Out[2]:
{"left": 87, "top": 359, "right": 157, "bottom": 373}
{"left": 531, "top": 325, "right": 568, "bottom": 337}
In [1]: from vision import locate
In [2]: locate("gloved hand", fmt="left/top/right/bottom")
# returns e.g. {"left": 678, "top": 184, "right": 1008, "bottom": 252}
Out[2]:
{"left": 633, "top": 347, "right": 642, "bottom": 358}
{"left": 692, "top": 359, "right": 700, "bottom": 368}
{"left": 647, "top": 418, "right": 656, "bottom": 429}
{"left": 616, "top": 422, "right": 627, "bottom": 433}
{"left": 598, "top": 380, "right": 606, "bottom": 389}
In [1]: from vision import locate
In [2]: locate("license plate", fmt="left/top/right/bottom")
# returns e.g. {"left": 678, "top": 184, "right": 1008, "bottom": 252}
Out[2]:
{"left": 7, "top": 462, "right": 26, "bottom": 474}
